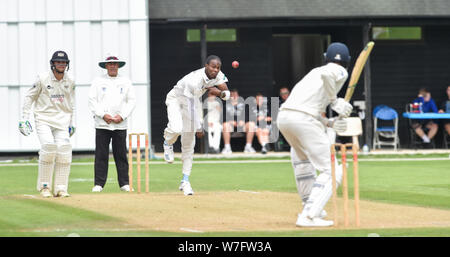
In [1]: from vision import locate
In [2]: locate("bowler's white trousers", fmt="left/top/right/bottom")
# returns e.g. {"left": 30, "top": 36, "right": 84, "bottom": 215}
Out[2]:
{"left": 164, "top": 91, "right": 201, "bottom": 176}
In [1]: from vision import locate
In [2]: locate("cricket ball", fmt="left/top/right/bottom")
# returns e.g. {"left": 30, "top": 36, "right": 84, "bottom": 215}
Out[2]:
{"left": 232, "top": 60, "right": 239, "bottom": 69}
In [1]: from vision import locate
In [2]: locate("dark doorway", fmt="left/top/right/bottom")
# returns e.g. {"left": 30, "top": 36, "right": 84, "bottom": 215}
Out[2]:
{"left": 271, "top": 34, "right": 330, "bottom": 93}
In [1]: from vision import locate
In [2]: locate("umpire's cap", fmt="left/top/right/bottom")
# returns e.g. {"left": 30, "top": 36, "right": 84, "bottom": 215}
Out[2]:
{"left": 324, "top": 42, "right": 351, "bottom": 65}
{"left": 98, "top": 55, "right": 126, "bottom": 69}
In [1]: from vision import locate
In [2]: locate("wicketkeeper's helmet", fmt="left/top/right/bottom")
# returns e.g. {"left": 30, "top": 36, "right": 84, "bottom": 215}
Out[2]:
{"left": 50, "top": 50, "right": 70, "bottom": 71}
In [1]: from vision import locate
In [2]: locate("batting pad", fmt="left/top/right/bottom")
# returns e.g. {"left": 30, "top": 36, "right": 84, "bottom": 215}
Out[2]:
{"left": 291, "top": 155, "right": 317, "bottom": 204}
{"left": 53, "top": 144, "right": 72, "bottom": 194}
{"left": 303, "top": 163, "right": 343, "bottom": 218}
{"left": 37, "top": 144, "right": 57, "bottom": 191}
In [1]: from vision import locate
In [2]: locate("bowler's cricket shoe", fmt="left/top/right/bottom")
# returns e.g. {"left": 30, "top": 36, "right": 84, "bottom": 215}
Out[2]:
{"left": 40, "top": 188, "right": 52, "bottom": 198}
{"left": 295, "top": 214, "right": 334, "bottom": 227}
{"left": 163, "top": 141, "right": 174, "bottom": 163}
{"left": 179, "top": 181, "right": 194, "bottom": 196}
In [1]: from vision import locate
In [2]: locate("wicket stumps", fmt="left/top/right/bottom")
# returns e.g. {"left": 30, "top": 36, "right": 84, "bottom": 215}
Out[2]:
{"left": 331, "top": 143, "right": 360, "bottom": 227}
{"left": 128, "top": 133, "right": 149, "bottom": 193}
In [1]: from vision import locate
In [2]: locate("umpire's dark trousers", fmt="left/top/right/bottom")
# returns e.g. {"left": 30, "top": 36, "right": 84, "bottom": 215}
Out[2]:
{"left": 94, "top": 129, "right": 129, "bottom": 188}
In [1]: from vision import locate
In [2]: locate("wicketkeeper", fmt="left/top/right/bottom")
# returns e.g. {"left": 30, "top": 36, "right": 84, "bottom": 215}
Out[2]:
{"left": 19, "top": 50, "right": 76, "bottom": 198}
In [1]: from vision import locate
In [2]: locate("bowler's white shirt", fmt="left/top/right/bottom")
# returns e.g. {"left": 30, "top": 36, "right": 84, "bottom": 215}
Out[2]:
{"left": 280, "top": 63, "right": 348, "bottom": 118}
{"left": 22, "top": 71, "right": 76, "bottom": 130}
{"left": 171, "top": 68, "right": 228, "bottom": 99}
{"left": 88, "top": 74, "right": 136, "bottom": 130}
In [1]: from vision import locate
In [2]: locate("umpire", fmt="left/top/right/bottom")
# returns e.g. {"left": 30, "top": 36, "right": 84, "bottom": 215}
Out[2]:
{"left": 88, "top": 55, "right": 136, "bottom": 192}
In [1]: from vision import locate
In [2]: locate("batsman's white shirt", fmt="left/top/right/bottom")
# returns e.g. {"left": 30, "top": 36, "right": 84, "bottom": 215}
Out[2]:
{"left": 88, "top": 74, "right": 136, "bottom": 130}
{"left": 22, "top": 71, "right": 75, "bottom": 130}
{"left": 280, "top": 62, "right": 348, "bottom": 118}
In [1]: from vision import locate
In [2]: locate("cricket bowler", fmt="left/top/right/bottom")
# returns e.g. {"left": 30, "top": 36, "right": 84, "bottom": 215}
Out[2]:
{"left": 163, "top": 55, "right": 230, "bottom": 195}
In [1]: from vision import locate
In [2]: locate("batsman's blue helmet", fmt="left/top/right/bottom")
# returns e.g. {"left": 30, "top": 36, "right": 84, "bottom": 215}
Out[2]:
{"left": 324, "top": 42, "right": 351, "bottom": 66}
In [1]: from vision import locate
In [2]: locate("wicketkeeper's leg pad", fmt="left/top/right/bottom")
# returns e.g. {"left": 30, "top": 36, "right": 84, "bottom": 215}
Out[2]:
{"left": 37, "top": 144, "right": 57, "bottom": 191}
{"left": 53, "top": 144, "right": 72, "bottom": 194}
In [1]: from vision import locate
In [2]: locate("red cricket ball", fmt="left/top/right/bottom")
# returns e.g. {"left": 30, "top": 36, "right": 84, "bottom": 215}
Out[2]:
{"left": 232, "top": 60, "right": 239, "bottom": 69}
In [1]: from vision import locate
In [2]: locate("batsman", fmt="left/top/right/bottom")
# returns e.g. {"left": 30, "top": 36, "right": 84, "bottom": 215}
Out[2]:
{"left": 19, "top": 50, "right": 76, "bottom": 198}
{"left": 277, "top": 43, "right": 353, "bottom": 227}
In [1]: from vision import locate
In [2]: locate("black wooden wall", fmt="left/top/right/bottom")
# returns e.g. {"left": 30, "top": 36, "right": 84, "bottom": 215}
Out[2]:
{"left": 370, "top": 25, "right": 450, "bottom": 147}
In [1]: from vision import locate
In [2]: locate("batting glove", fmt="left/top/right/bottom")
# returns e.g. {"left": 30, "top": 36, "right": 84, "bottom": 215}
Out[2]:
{"left": 18, "top": 120, "right": 33, "bottom": 136}
{"left": 331, "top": 98, "right": 353, "bottom": 118}
{"left": 328, "top": 118, "right": 347, "bottom": 133}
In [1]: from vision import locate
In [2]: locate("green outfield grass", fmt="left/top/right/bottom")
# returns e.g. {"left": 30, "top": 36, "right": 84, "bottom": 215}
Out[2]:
{"left": 0, "top": 156, "right": 449, "bottom": 237}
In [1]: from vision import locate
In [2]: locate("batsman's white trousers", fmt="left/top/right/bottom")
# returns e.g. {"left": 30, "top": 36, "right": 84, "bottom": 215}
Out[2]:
{"left": 277, "top": 110, "right": 331, "bottom": 173}
{"left": 164, "top": 92, "right": 201, "bottom": 176}
{"left": 277, "top": 109, "right": 341, "bottom": 218}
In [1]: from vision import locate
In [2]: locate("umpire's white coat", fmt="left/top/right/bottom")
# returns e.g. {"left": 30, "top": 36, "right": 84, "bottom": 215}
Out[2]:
{"left": 164, "top": 68, "right": 228, "bottom": 175}
{"left": 88, "top": 74, "right": 136, "bottom": 130}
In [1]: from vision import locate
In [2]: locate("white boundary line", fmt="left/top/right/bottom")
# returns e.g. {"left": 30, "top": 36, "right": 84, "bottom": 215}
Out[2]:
{"left": 1, "top": 157, "right": 450, "bottom": 167}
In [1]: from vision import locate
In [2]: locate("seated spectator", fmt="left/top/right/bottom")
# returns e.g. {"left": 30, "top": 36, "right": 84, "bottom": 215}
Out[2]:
{"left": 411, "top": 88, "right": 439, "bottom": 144}
{"left": 438, "top": 85, "right": 450, "bottom": 137}
{"left": 252, "top": 93, "right": 272, "bottom": 154}
{"left": 206, "top": 91, "right": 222, "bottom": 153}
{"left": 274, "top": 87, "right": 290, "bottom": 151}
{"left": 222, "top": 89, "right": 256, "bottom": 154}
{"left": 279, "top": 87, "right": 290, "bottom": 104}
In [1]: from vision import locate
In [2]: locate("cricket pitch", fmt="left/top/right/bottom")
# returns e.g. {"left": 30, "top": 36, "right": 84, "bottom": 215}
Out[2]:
{"left": 37, "top": 191, "right": 450, "bottom": 232}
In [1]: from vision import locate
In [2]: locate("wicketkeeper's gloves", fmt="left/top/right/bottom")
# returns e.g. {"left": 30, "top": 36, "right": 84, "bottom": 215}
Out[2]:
{"left": 18, "top": 120, "right": 33, "bottom": 136}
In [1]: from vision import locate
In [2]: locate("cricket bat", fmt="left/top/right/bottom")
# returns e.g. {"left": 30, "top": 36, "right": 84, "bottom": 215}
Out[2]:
{"left": 344, "top": 41, "right": 375, "bottom": 102}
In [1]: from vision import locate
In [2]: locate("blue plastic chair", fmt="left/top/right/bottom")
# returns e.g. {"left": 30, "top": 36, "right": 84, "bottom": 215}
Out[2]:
{"left": 373, "top": 104, "right": 388, "bottom": 116}
{"left": 373, "top": 106, "right": 400, "bottom": 150}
